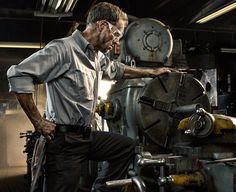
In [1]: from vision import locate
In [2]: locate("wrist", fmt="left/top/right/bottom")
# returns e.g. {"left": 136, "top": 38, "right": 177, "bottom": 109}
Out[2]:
{"left": 34, "top": 117, "right": 44, "bottom": 130}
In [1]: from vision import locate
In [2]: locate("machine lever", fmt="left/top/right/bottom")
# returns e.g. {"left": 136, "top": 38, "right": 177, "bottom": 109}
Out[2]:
{"left": 106, "top": 177, "right": 146, "bottom": 192}
{"left": 139, "top": 96, "right": 202, "bottom": 114}
{"left": 138, "top": 96, "right": 173, "bottom": 112}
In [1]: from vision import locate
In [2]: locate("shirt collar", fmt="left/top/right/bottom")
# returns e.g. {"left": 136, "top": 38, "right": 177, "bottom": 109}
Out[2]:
{"left": 72, "top": 30, "right": 95, "bottom": 53}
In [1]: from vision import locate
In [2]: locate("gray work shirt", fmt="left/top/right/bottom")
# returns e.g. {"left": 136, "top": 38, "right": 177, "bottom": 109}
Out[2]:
{"left": 7, "top": 30, "right": 125, "bottom": 126}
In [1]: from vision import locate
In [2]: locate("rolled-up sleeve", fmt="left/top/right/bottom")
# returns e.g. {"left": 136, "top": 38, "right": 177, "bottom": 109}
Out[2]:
{"left": 7, "top": 40, "right": 70, "bottom": 93}
{"left": 99, "top": 54, "right": 125, "bottom": 80}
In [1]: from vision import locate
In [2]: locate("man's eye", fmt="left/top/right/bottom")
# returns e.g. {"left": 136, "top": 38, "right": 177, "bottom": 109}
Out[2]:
{"left": 114, "top": 32, "right": 120, "bottom": 37}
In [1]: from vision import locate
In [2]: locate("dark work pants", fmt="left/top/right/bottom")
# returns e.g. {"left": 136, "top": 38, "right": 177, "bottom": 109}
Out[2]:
{"left": 45, "top": 131, "right": 136, "bottom": 192}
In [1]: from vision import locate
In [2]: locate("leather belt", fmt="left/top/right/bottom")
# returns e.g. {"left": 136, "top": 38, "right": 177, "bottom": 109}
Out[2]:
{"left": 56, "top": 124, "right": 91, "bottom": 137}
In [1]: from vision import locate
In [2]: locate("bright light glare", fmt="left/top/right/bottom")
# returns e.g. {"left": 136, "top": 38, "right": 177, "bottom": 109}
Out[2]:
{"left": 98, "top": 80, "right": 115, "bottom": 99}
{"left": 196, "top": 2, "right": 236, "bottom": 24}
{"left": 0, "top": 42, "right": 44, "bottom": 49}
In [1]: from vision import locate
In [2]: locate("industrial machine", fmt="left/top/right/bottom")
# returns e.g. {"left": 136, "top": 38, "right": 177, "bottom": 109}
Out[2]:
{"left": 96, "top": 18, "right": 236, "bottom": 192}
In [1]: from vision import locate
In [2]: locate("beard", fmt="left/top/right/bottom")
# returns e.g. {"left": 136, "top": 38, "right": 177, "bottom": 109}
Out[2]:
{"left": 99, "top": 35, "right": 113, "bottom": 53}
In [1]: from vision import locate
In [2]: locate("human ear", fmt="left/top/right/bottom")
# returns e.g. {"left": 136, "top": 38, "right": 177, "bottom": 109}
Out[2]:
{"left": 97, "top": 21, "right": 107, "bottom": 32}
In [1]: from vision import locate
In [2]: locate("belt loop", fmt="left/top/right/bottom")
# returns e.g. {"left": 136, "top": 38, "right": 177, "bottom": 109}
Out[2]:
{"left": 83, "top": 126, "right": 91, "bottom": 138}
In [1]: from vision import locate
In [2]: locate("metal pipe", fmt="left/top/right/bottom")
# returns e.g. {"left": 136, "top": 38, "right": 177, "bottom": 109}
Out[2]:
{"left": 106, "top": 178, "right": 132, "bottom": 188}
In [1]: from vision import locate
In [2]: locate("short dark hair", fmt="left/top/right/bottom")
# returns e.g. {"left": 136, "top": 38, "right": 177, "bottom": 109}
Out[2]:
{"left": 86, "top": 2, "right": 127, "bottom": 25}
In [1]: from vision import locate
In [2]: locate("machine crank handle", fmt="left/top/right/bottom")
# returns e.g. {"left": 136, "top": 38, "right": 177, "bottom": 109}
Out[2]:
{"left": 106, "top": 178, "right": 132, "bottom": 187}
{"left": 106, "top": 176, "right": 146, "bottom": 192}
{"left": 138, "top": 158, "right": 166, "bottom": 166}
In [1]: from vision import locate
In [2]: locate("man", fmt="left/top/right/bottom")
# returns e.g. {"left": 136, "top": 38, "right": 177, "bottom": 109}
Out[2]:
{"left": 7, "top": 2, "right": 172, "bottom": 192}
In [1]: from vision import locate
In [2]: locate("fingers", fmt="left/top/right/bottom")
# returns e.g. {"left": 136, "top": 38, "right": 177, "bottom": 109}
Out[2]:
{"left": 163, "top": 67, "right": 180, "bottom": 73}
{"left": 169, "top": 68, "right": 179, "bottom": 72}
{"left": 44, "top": 126, "right": 56, "bottom": 140}
{"left": 44, "top": 128, "right": 55, "bottom": 140}
{"left": 161, "top": 68, "right": 171, "bottom": 74}
{"left": 37, "top": 119, "right": 56, "bottom": 140}
{"left": 45, "top": 133, "right": 55, "bottom": 140}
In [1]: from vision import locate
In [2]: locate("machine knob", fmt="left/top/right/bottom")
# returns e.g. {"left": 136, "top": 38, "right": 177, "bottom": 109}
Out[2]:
{"left": 185, "top": 108, "right": 215, "bottom": 138}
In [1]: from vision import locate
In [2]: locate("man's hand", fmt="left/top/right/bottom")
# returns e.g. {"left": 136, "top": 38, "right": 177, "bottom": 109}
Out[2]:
{"left": 149, "top": 67, "right": 172, "bottom": 78}
{"left": 35, "top": 118, "right": 56, "bottom": 140}
{"left": 123, "top": 65, "right": 178, "bottom": 79}
{"left": 15, "top": 93, "right": 56, "bottom": 141}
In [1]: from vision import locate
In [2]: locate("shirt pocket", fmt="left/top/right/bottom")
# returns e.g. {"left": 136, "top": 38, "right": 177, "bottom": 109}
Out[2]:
{"left": 74, "top": 69, "right": 96, "bottom": 100}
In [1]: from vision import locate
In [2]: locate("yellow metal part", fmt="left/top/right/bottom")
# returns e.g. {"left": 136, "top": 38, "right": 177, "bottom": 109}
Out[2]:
{"left": 169, "top": 172, "right": 205, "bottom": 186}
{"left": 213, "top": 114, "right": 236, "bottom": 134}
{"left": 96, "top": 103, "right": 103, "bottom": 116}
{"left": 104, "top": 101, "right": 113, "bottom": 115}
{"left": 178, "top": 114, "right": 236, "bottom": 134}
{"left": 96, "top": 100, "right": 113, "bottom": 117}
{"left": 178, "top": 118, "right": 188, "bottom": 130}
